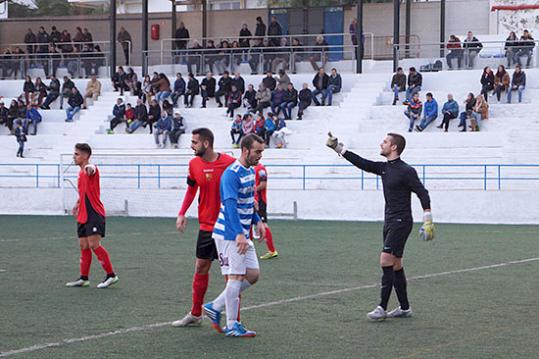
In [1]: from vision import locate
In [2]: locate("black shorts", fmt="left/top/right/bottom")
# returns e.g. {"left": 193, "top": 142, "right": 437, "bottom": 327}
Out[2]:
{"left": 382, "top": 220, "right": 413, "bottom": 258}
{"left": 257, "top": 200, "right": 267, "bottom": 223}
{"left": 196, "top": 230, "right": 218, "bottom": 260}
{"left": 77, "top": 197, "right": 106, "bottom": 238}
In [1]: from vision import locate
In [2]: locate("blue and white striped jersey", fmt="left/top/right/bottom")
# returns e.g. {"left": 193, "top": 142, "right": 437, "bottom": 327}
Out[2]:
{"left": 213, "top": 161, "right": 256, "bottom": 241}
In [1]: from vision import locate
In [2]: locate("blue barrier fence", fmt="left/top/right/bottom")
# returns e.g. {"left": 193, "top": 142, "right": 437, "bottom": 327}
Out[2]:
{"left": 0, "top": 163, "right": 538, "bottom": 190}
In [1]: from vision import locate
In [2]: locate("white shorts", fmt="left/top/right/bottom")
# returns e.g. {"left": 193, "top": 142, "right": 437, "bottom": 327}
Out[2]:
{"left": 214, "top": 237, "right": 259, "bottom": 276}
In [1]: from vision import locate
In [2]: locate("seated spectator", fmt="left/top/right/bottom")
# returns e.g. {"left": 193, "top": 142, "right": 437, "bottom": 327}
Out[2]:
{"left": 107, "top": 98, "right": 126, "bottom": 134}
{"left": 200, "top": 72, "right": 216, "bottom": 108}
{"left": 270, "top": 85, "right": 285, "bottom": 117}
{"left": 437, "top": 94, "right": 459, "bottom": 132}
{"left": 60, "top": 76, "right": 75, "bottom": 110}
{"left": 23, "top": 75, "right": 35, "bottom": 106}
{"left": 231, "top": 72, "right": 245, "bottom": 95}
{"left": 276, "top": 69, "right": 290, "bottom": 90}
{"left": 17, "top": 99, "right": 27, "bottom": 124}
{"left": 263, "top": 113, "right": 276, "bottom": 145}
{"left": 112, "top": 66, "right": 128, "bottom": 95}
{"left": 463, "top": 31, "right": 483, "bottom": 69}
{"left": 34, "top": 77, "right": 47, "bottom": 106}
{"left": 254, "top": 84, "right": 271, "bottom": 113}
{"left": 514, "top": 30, "right": 534, "bottom": 68}
{"left": 169, "top": 112, "right": 186, "bottom": 148}
{"left": 445, "top": 35, "right": 463, "bottom": 70}
{"left": 125, "top": 67, "right": 138, "bottom": 94}
{"left": 391, "top": 67, "right": 406, "bottom": 105}
{"left": 415, "top": 92, "right": 438, "bottom": 132}
{"left": 83, "top": 75, "right": 101, "bottom": 109}
{"left": 126, "top": 98, "right": 148, "bottom": 133}
{"left": 41, "top": 75, "right": 60, "bottom": 110}
{"left": 230, "top": 41, "right": 243, "bottom": 71}
{"left": 125, "top": 103, "right": 135, "bottom": 129}
{"left": 297, "top": 83, "right": 312, "bottom": 120}
{"left": 154, "top": 73, "right": 172, "bottom": 103}
{"left": 162, "top": 99, "right": 173, "bottom": 116}
{"left": 142, "top": 75, "right": 154, "bottom": 104}
{"left": 280, "top": 82, "right": 298, "bottom": 120}
{"left": 226, "top": 84, "right": 242, "bottom": 118}
{"left": 204, "top": 40, "right": 218, "bottom": 74}
{"left": 230, "top": 114, "right": 243, "bottom": 147}
{"left": 216, "top": 71, "right": 232, "bottom": 107}
{"left": 154, "top": 111, "right": 172, "bottom": 148}
{"left": 25, "top": 104, "right": 42, "bottom": 135}
{"left": 309, "top": 35, "right": 329, "bottom": 71}
{"left": 15, "top": 120, "right": 26, "bottom": 158}
{"left": 405, "top": 67, "right": 422, "bottom": 102}
{"left": 494, "top": 65, "right": 510, "bottom": 102}
{"left": 242, "top": 113, "right": 255, "bottom": 136}
{"left": 262, "top": 71, "right": 277, "bottom": 92}
{"left": 312, "top": 68, "right": 329, "bottom": 106}
{"left": 184, "top": 73, "right": 199, "bottom": 108}
{"left": 458, "top": 93, "right": 476, "bottom": 132}
{"left": 254, "top": 114, "right": 265, "bottom": 138}
{"left": 171, "top": 73, "right": 186, "bottom": 107}
{"left": 504, "top": 31, "right": 518, "bottom": 68}
{"left": 187, "top": 40, "right": 203, "bottom": 76}
{"left": 0, "top": 101, "right": 8, "bottom": 128}
{"left": 508, "top": 64, "right": 526, "bottom": 103}
{"left": 404, "top": 92, "right": 422, "bottom": 132}
{"left": 147, "top": 99, "right": 161, "bottom": 133}
{"left": 215, "top": 40, "right": 231, "bottom": 75}
{"left": 271, "top": 38, "right": 290, "bottom": 73}
{"left": 272, "top": 114, "right": 288, "bottom": 148}
{"left": 470, "top": 94, "right": 488, "bottom": 131}
{"left": 65, "top": 87, "right": 83, "bottom": 122}
{"left": 7, "top": 100, "right": 19, "bottom": 134}
{"left": 248, "top": 38, "right": 264, "bottom": 75}
{"left": 290, "top": 38, "right": 304, "bottom": 73}
{"left": 480, "top": 66, "right": 495, "bottom": 102}
{"left": 326, "top": 68, "right": 342, "bottom": 106}
{"left": 243, "top": 84, "right": 257, "bottom": 111}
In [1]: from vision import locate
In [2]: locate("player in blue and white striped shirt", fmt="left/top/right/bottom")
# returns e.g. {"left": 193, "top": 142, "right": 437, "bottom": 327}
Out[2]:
{"left": 203, "top": 134, "right": 267, "bottom": 337}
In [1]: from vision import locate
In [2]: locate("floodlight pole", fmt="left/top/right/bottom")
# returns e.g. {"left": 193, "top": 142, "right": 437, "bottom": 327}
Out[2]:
{"left": 142, "top": 0, "right": 149, "bottom": 75}
{"left": 440, "top": 0, "right": 446, "bottom": 57}
{"left": 202, "top": 0, "right": 208, "bottom": 47}
{"left": 355, "top": 0, "right": 364, "bottom": 73}
{"left": 110, "top": 0, "right": 117, "bottom": 78}
{"left": 405, "top": 0, "right": 411, "bottom": 58}
{"left": 392, "top": 0, "right": 400, "bottom": 72}
{"left": 172, "top": 0, "right": 177, "bottom": 48}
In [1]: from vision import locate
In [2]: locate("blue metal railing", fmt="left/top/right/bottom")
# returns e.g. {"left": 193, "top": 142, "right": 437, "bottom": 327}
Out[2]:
{"left": 0, "top": 163, "right": 539, "bottom": 191}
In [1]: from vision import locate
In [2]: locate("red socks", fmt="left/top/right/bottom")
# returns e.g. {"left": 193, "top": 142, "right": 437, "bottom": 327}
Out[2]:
{"left": 92, "top": 245, "right": 115, "bottom": 275}
{"left": 265, "top": 226, "right": 276, "bottom": 252}
{"left": 191, "top": 273, "right": 209, "bottom": 317}
{"left": 80, "top": 249, "right": 92, "bottom": 278}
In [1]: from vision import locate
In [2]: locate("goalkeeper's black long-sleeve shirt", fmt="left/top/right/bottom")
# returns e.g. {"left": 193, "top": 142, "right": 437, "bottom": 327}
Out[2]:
{"left": 343, "top": 150, "right": 430, "bottom": 222}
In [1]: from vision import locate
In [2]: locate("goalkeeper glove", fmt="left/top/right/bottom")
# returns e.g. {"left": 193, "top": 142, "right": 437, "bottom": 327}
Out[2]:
{"left": 419, "top": 211, "right": 435, "bottom": 241}
{"left": 326, "top": 132, "right": 345, "bottom": 155}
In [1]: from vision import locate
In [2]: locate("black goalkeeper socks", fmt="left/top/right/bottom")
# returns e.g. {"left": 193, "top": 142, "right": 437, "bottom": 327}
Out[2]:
{"left": 394, "top": 268, "right": 410, "bottom": 310}
{"left": 379, "top": 266, "right": 394, "bottom": 310}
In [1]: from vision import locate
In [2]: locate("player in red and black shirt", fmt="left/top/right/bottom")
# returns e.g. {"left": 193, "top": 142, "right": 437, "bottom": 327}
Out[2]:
{"left": 172, "top": 128, "right": 236, "bottom": 327}
{"left": 66, "top": 143, "right": 118, "bottom": 289}
{"left": 254, "top": 163, "right": 278, "bottom": 259}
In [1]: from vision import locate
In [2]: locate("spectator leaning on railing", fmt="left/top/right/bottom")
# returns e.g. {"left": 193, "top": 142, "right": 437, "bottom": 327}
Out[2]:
{"left": 239, "top": 23, "right": 252, "bottom": 49}
{"left": 391, "top": 67, "right": 406, "bottom": 105}
{"left": 463, "top": 31, "right": 483, "bottom": 69}
{"left": 514, "top": 30, "right": 534, "bottom": 68}
{"left": 117, "top": 27, "right": 132, "bottom": 66}
{"left": 309, "top": 35, "right": 329, "bottom": 72}
{"left": 445, "top": 35, "right": 463, "bottom": 70}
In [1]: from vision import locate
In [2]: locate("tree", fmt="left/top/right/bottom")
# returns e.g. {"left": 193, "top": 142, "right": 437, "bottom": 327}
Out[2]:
{"left": 3, "top": 0, "right": 105, "bottom": 18}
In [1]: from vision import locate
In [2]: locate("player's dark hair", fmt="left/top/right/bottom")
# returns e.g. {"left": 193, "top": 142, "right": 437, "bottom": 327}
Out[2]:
{"left": 192, "top": 127, "right": 214, "bottom": 147}
{"left": 387, "top": 133, "right": 406, "bottom": 155}
{"left": 75, "top": 143, "right": 92, "bottom": 157}
{"left": 240, "top": 134, "right": 264, "bottom": 150}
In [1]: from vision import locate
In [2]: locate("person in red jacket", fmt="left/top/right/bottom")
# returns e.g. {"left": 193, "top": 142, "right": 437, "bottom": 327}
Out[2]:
{"left": 255, "top": 162, "right": 278, "bottom": 259}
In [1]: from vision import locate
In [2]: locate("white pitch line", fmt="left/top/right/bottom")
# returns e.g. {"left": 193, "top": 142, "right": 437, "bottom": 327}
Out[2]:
{"left": 1, "top": 256, "right": 538, "bottom": 358}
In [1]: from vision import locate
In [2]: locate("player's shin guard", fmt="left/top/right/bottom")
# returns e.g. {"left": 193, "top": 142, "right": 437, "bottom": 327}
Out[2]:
{"left": 80, "top": 249, "right": 92, "bottom": 279}
{"left": 92, "top": 245, "right": 115, "bottom": 276}
{"left": 379, "top": 266, "right": 394, "bottom": 310}
{"left": 225, "top": 280, "right": 242, "bottom": 329}
{"left": 191, "top": 273, "right": 209, "bottom": 317}
{"left": 265, "top": 227, "right": 276, "bottom": 252}
{"left": 393, "top": 268, "right": 410, "bottom": 310}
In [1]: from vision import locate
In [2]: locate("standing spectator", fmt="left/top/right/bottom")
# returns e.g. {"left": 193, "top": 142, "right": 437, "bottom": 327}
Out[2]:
{"left": 243, "top": 83, "right": 257, "bottom": 111}
{"left": 147, "top": 99, "right": 161, "bottom": 133}
{"left": 184, "top": 73, "right": 199, "bottom": 108}
{"left": 445, "top": 35, "right": 463, "bottom": 70}
{"left": 405, "top": 67, "right": 422, "bottom": 102}
{"left": 312, "top": 68, "right": 329, "bottom": 106}
{"left": 507, "top": 64, "right": 526, "bottom": 103}
{"left": 263, "top": 113, "right": 276, "bottom": 144}
{"left": 242, "top": 113, "right": 255, "bottom": 136}
{"left": 309, "top": 35, "right": 329, "bottom": 71}
{"left": 254, "top": 84, "right": 271, "bottom": 113}
{"left": 60, "top": 76, "right": 75, "bottom": 110}
{"left": 1, "top": 48, "right": 14, "bottom": 79}
{"left": 437, "top": 94, "right": 459, "bottom": 132}
{"left": 25, "top": 103, "right": 42, "bottom": 135}
{"left": 154, "top": 111, "right": 172, "bottom": 148}
{"left": 239, "top": 23, "right": 252, "bottom": 49}
{"left": 65, "top": 87, "right": 83, "bottom": 122}
{"left": 15, "top": 120, "right": 26, "bottom": 158}
{"left": 126, "top": 98, "right": 148, "bottom": 133}
{"left": 255, "top": 17, "right": 266, "bottom": 40}
{"left": 270, "top": 85, "right": 285, "bottom": 116}
{"left": 415, "top": 92, "right": 438, "bottom": 132}
{"left": 50, "top": 26, "right": 61, "bottom": 44}
{"left": 154, "top": 73, "right": 172, "bottom": 103}
{"left": 297, "top": 83, "right": 312, "bottom": 120}
{"left": 480, "top": 66, "right": 495, "bottom": 102}
{"left": 83, "top": 28, "right": 94, "bottom": 47}
{"left": 169, "top": 112, "right": 186, "bottom": 148}
{"left": 200, "top": 72, "right": 216, "bottom": 108}
{"left": 41, "top": 75, "right": 60, "bottom": 109}
{"left": 390, "top": 67, "right": 406, "bottom": 105}
{"left": 112, "top": 66, "right": 128, "bottom": 94}
{"left": 174, "top": 22, "right": 190, "bottom": 57}
{"left": 117, "top": 27, "right": 132, "bottom": 65}
{"left": 281, "top": 82, "right": 298, "bottom": 120}
{"left": 276, "top": 69, "right": 290, "bottom": 90}
{"left": 36, "top": 27, "right": 49, "bottom": 70}
{"left": 514, "top": 29, "right": 534, "bottom": 68}
{"left": 34, "top": 77, "right": 47, "bottom": 106}
{"left": 326, "top": 68, "right": 342, "bottom": 106}
{"left": 268, "top": 16, "right": 283, "bottom": 47}
{"left": 108, "top": 98, "right": 126, "bottom": 134}
{"left": 458, "top": 93, "right": 476, "bottom": 132}
{"left": 262, "top": 71, "right": 277, "bottom": 91}
{"left": 226, "top": 84, "right": 242, "bottom": 118}
{"left": 59, "top": 29, "right": 73, "bottom": 54}
{"left": 187, "top": 40, "right": 203, "bottom": 76}
{"left": 350, "top": 18, "right": 358, "bottom": 55}
{"left": 215, "top": 71, "right": 232, "bottom": 107}
{"left": 463, "top": 31, "right": 483, "bottom": 69}
{"left": 171, "top": 73, "right": 186, "bottom": 107}
{"left": 23, "top": 75, "right": 35, "bottom": 105}
{"left": 404, "top": 92, "right": 422, "bottom": 132}
{"left": 24, "top": 28, "right": 37, "bottom": 60}
{"left": 231, "top": 72, "right": 245, "bottom": 94}
{"left": 504, "top": 31, "right": 518, "bottom": 68}
{"left": 493, "top": 65, "right": 510, "bottom": 102}
{"left": 83, "top": 74, "right": 101, "bottom": 109}
{"left": 230, "top": 114, "right": 243, "bottom": 147}
{"left": 470, "top": 94, "right": 488, "bottom": 131}
{"left": 73, "top": 27, "right": 85, "bottom": 52}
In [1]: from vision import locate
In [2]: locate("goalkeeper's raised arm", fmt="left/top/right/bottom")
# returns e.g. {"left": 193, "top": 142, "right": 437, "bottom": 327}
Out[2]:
{"left": 326, "top": 132, "right": 384, "bottom": 175}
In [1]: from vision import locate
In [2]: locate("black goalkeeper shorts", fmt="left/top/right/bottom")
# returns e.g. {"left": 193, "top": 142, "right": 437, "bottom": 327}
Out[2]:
{"left": 382, "top": 220, "right": 413, "bottom": 258}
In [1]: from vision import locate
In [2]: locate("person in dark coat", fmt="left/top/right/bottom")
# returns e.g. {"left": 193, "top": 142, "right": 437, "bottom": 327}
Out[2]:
{"left": 391, "top": 67, "right": 407, "bottom": 105}
{"left": 239, "top": 24, "right": 252, "bottom": 48}
{"left": 312, "top": 68, "right": 329, "bottom": 106}
{"left": 226, "top": 85, "right": 242, "bottom": 118}
{"left": 480, "top": 66, "right": 495, "bottom": 102}
{"left": 184, "top": 73, "right": 199, "bottom": 108}
{"left": 255, "top": 17, "right": 266, "bottom": 39}
{"left": 281, "top": 82, "right": 298, "bottom": 120}
{"left": 215, "top": 71, "right": 232, "bottom": 107}
{"left": 297, "top": 83, "right": 312, "bottom": 120}
{"left": 267, "top": 16, "right": 283, "bottom": 47}
{"left": 200, "top": 72, "right": 216, "bottom": 108}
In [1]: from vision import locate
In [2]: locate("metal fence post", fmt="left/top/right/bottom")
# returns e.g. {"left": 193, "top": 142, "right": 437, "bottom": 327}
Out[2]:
{"left": 35, "top": 164, "right": 39, "bottom": 188}
{"left": 137, "top": 165, "right": 141, "bottom": 189}
{"left": 158, "top": 164, "right": 161, "bottom": 189}
{"left": 302, "top": 165, "right": 306, "bottom": 190}
{"left": 498, "top": 165, "right": 501, "bottom": 190}
{"left": 361, "top": 170, "right": 364, "bottom": 190}
{"left": 484, "top": 165, "right": 487, "bottom": 191}
{"left": 422, "top": 165, "right": 426, "bottom": 185}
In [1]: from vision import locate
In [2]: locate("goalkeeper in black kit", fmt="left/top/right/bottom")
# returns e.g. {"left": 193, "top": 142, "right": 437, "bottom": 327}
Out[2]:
{"left": 326, "top": 132, "right": 434, "bottom": 320}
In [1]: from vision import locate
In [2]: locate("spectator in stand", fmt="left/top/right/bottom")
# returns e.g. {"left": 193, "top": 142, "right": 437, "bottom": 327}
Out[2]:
{"left": 187, "top": 40, "right": 203, "bottom": 76}
{"left": 242, "top": 113, "right": 255, "bottom": 136}
{"left": 270, "top": 85, "right": 285, "bottom": 117}
{"left": 243, "top": 84, "right": 257, "bottom": 111}
{"left": 254, "top": 113, "right": 265, "bottom": 138}
{"left": 23, "top": 75, "right": 35, "bottom": 106}
{"left": 174, "top": 22, "right": 190, "bottom": 62}
{"left": 405, "top": 67, "right": 422, "bottom": 102}
{"left": 200, "top": 72, "right": 216, "bottom": 108}
{"left": 24, "top": 28, "right": 37, "bottom": 60}
{"left": 514, "top": 29, "right": 535, "bottom": 68}
{"left": 1, "top": 48, "right": 13, "bottom": 79}
{"left": 50, "top": 26, "right": 61, "bottom": 44}
{"left": 230, "top": 41, "right": 243, "bottom": 71}
{"left": 204, "top": 40, "right": 218, "bottom": 74}
{"left": 26, "top": 104, "right": 42, "bottom": 135}
{"left": 276, "top": 69, "right": 290, "bottom": 90}
{"left": 112, "top": 66, "right": 127, "bottom": 95}
{"left": 309, "top": 35, "right": 329, "bottom": 71}
{"left": 494, "top": 65, "right": 510, "bottom": 102}
{"left": 0, "top": 101, "right": 8, "bottom": 128}
{"left": 15, "top": 120, "right": 26, "bottom": 158}
{"left": 155, "top": 111, "right": 172, "bottom": 148}
{"left": 34, "top": 77, "right": 47, "bottom": 106}
{"left": 248, "top": 38, "right": 263, "bottom": 75}
{"left": 215, "top": 40, "right": 230, "bottom": 75}
{"left": 36, "top": 27, "right": 49, "bottom": 70}
{"left": 231, "top": 72, "right": 245, "bottom": 95}
{"left": 47, "top": 43, "right": 61, "bottom": 78}
{"left": 271, "top": 38, "right": 290, "bottom": 73}
{"left": 272, "top": 113, "right": 288, "bottom": 148}
{"left": 154, "top": 73, "right": 172, "bottom": 103}
{"left": 458, "top": 92, "right": 476, "bottom": 132}
{"left": 73, "top": 27, "right": 84, "bottom": 52}
{"left": 226, "top": 84, "right": 242, "bottom": 118}
{"left": 59, "top": 29, "right": 73, "bottom": 54}
{"left": 184, "top": 72, "right": 199, "bottom": 108}
{"left": 326, "top": 68, "right": 342, "bottom": 106}
{"left": 65, "top": 87, "right": 83, "bottom": 122}
{"left": 60, "top": 76, "right": 75, "bottom": 110}
{"left": 254, "top": 84, "right": 271, "bottom": 113}
{"left": 480, "top": 66, "right": 495, "bottom": 102}
{"left": 297, "top": 83, "right": 312, "bottom": 120}
{"left": 230, "top": 114, "right": 243, "bottom": 147}
{"left": 147, "top": 99, "right": 161, "bottom": 133}
{"left": 107, "top": 98, "right": 126, "bottom": 134}
{"left": 7, "top": 100, "right": 18, "bottom": 134}
{"left": 255, "top": 17, "right": 266, "bottom": 40}
{"left": 125, "top": 67, "right": 138, "bottom": 94}
{"left": 162, "top": 99, "right": 173, "bottom": 116}
{"left": 415, "top": 92, "right": 438, "bottom": 132}
{"left": 117, "top": 27, "right": 132, "bottom": 65}
{"left": 239, "top": 23, "right": 252, "bottom": 49}
{"left": 470, "top": 94, "right": 488, "bottom": 131}
{"left": 41, "top": 75, "right": 60, "bottom": 109}
{"left": 262, "top": 71, "right": 277, "bottom": 92}
{"left": 83, "top": 74, "right": 101, "bottom": 109}
{"left": 312, "top": 67, "right": 329, "bottom": 106}
{"left": 463, "top": 31, "right": 483, "bottom": 69}
{"left": 142, "top": 75, "right": 154, "bottom": 104}
{"left": 125, "top": 103, "right": 135, "bottom": 129}
{"left": 169, "top": 112, "right": 186, "bottom": 148}
{"left": 350, "top": 18, "right": 358, "bottom": 58}
{"left": 404, "top": 92, "right": 422, "bottom": 132}
{"left": 215, "top": 71, "right": 232, "bottom": 107}
{"left": 437, "top": 94, "right": 459, "bottom": 132}
{"left": 508, "top": 64, "right": 526, "bottom": 103}
{"left": 268, "top": 16, "right": 283, "bottom": 47}
{"left": 290, "top": 38, "right": 304, "bottom": 73}
{"left": 263, "top": 113, "right": 276, "bottom": 145}
{"left": 280, "top": 82, "right": 298, "bottom": 120}
{"left": 391, "top": 67, "right": 406, "bottom": 105}
{"left": 83, "top": 28, "right": 93, "bottom": 47}
{"left": 445, "top": 35, "right": 463, "bottom": 70}
{"left": 504, "top": 31, "right": 518, "bottom": 68}
{"left": 171, "top": 73, "right": 186, "bottom": 107}
{"left": 126, "top": 98, "right": 148, "bottom": 134}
